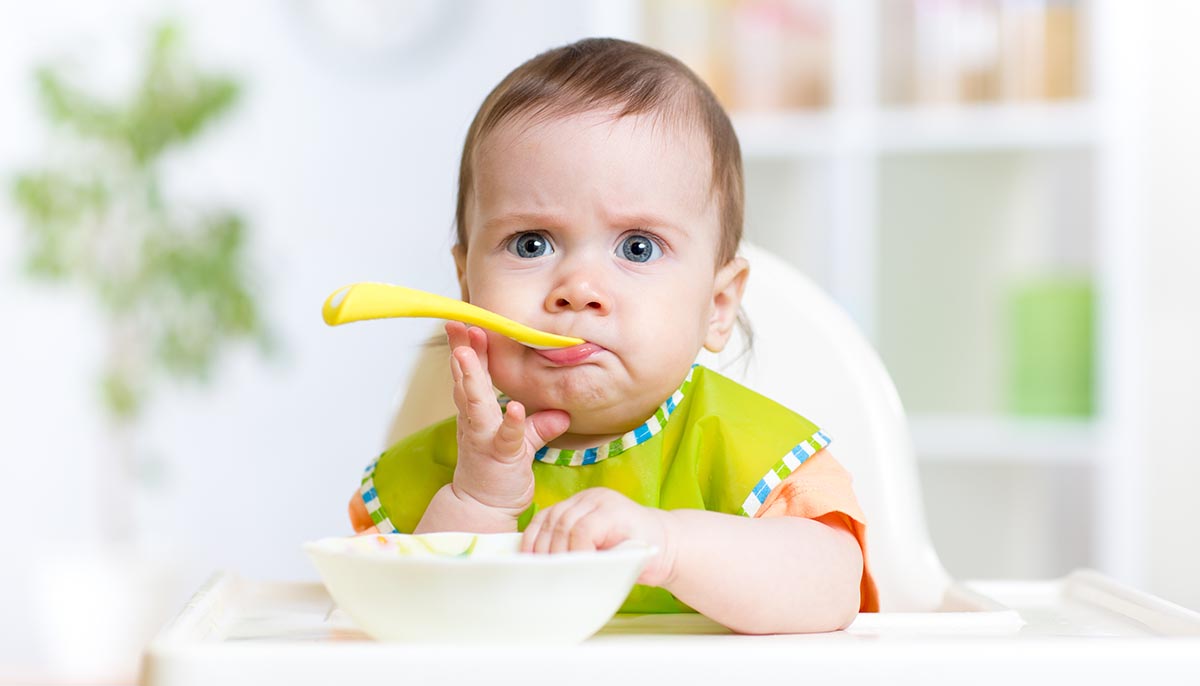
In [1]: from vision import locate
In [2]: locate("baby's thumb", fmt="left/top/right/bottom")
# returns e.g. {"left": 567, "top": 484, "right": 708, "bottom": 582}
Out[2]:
{"left": 526, "top": 409, "right": 571, "bottom": 450}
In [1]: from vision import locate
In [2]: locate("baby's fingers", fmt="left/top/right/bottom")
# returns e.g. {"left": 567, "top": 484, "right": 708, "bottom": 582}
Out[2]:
{"left": 494, "top": 400, "right": 527, "bottom": 457}
{"left": 521, "top": 508, "right": 548, "bottom": 553}
{"left": 445, "top": 322, "right": 489, "bottom": 376}
{"left": 447, "top": 323, "right": 469, "bottom": 413}
{"left": 526, "top": 409, "right": 571, "bottom": 450}
{"left": 521, "top": 495, "right": 601, "bottom": 555}
{"left": 449, "top": 353, "right": 468, "bottom": 419}
{"left": 445, "top": 321, "right": 470, "bottom": 350}
{"left": 466, "top": 325, "right": 489, "bottom": 377}
{"left": 549, "top": 501, "right": 602, "bottom": 554}
{"left": 454, "top": 346, "right": 500, "bottom": 427}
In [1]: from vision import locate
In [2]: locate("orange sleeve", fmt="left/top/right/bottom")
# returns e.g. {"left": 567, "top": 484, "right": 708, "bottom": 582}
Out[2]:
{"left": 754, "top": 449, "right": 879, "bottom": 612}
{"left": 349, "top": 489, "right": 379, "bottom": 534}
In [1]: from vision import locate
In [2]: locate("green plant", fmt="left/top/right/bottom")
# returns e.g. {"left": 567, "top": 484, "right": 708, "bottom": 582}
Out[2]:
{"left": 11, "top": 22, "right": 271, "bottom": 541}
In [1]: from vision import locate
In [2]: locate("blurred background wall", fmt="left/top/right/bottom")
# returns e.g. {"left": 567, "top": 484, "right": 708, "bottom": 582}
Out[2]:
{"left": 0, "top": 0, "right": 1196, "bottom": 681}
{"left": 0, "top": 0, "right": 601, "bottom": 677}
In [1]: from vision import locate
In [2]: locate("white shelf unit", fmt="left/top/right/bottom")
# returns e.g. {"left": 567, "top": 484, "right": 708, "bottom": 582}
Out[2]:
{"left": 592, "top": 0, "right": 1142, "bottom": 584}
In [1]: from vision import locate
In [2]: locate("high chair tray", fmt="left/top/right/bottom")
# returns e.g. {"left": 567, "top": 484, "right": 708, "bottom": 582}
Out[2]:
{"left": 142, "top": 571, "right": 1200, "bottom": 686}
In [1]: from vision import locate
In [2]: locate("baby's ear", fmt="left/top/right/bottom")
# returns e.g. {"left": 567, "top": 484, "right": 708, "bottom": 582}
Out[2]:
{"left": 452, "top": 244, "right": 470, "bottom": 301}
{"left": 704, "top": 256, "right": 749, "bottom": 353}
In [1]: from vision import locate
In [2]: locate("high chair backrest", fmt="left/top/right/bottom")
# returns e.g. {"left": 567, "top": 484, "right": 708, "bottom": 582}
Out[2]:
{"left": 385, "top": 241, "right": 951, "bottom": 611}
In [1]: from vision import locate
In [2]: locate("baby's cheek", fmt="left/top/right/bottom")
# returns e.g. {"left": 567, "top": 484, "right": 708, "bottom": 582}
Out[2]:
{"left": 483, "top": 331, "right": 523, "bottom": 362}
{"left": 628, "top": 321, "right": 700, "bottom": 381}
{"left": 484, "top": 341, "right": 531, "bottom": 394}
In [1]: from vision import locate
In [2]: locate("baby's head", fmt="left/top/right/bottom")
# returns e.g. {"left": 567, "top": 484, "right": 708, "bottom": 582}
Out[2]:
{"left": 452, "top": 38, "right": 749, "bottom": 444}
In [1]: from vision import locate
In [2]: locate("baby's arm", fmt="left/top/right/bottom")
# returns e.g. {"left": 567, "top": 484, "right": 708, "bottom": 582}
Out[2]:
{"left": 658, "top": 508, "right": 862, "bottom": 633}
{"left": 520, "top": 459, "right": 863, "bottom": 634}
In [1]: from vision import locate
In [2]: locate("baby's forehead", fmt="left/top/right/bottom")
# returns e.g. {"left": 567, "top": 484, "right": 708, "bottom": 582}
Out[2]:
{"left": 482, "top": 107, "right": 708, "bottom": 154}
{"left": 473, "top": 109, "right": 717, "bottom": 219}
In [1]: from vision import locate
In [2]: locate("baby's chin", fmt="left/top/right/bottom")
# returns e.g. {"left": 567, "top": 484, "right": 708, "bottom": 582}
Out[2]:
{"left": 502, "top": 369, "right": 617, "bottom": 413}
{"left": 499, "top": 362, "right": 637, "bottom": 412}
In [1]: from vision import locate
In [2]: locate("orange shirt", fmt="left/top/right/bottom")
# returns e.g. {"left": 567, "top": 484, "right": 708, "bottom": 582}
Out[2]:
{"left": 755, "top": 449, "right": 879, "bottom": 612}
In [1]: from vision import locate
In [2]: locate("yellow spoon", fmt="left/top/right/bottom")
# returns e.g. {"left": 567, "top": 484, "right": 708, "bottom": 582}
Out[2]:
{"left": 322, "top": 282, "right": 585, "bottom": 350}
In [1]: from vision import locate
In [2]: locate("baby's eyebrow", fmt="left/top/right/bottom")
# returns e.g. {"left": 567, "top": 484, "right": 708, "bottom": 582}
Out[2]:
{"left": 482, "top": 211, "right": 565, "bottom": 232}
{"left": 606, "top": 211, "right": 682, "bottom": 234}
{"left": 481, "top": 210, "right": 686, "bottom": 238}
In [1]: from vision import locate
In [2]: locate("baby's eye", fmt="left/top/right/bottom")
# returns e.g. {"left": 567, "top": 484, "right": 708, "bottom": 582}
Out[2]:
{"left": 506, "top": 232, "right": 554, "bottom": 258}
{"left": 617, "top": 234, "right": 662, "bottom": 263}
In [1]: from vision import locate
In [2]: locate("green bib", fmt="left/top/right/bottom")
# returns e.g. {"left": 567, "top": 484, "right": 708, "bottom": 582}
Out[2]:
{"left": 358, "top": 365, "right": 829, "bottom": 613}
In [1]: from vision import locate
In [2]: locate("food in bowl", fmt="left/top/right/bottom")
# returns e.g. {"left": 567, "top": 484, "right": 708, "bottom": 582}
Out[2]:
{"left": 304, "top": 532, "right": 654, "bottom": 643}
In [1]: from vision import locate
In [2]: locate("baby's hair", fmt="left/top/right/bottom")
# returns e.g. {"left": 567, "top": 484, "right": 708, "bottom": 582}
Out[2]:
{"left": 454, "top": 37, "right": 745, "bottom": 268}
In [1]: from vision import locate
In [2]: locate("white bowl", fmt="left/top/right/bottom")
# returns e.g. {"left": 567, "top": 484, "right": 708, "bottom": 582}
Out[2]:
{"left": 303, "top": 532, "right": 654, "bottom": 644}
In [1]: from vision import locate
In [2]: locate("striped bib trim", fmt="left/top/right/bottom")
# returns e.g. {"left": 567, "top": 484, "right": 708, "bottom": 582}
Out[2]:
{"left": 359, "top": 453, "right": 397, "bottom": 534}
{"left": 738, "top": 430, "right": 832, "bottom": 517}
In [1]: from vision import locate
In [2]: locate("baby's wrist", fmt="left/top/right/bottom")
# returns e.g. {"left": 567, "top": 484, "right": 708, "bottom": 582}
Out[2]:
{"left": 449, "top": 482, "right": 529, "bottom": 525}
{"left": 651, "top": 508, "right": 684, "bottom": 588}
{"left": 415, "top": 483, "right": 521, "bottom": 534}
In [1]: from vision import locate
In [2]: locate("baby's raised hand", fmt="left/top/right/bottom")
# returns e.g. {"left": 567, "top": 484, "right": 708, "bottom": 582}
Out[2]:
{"left": 520, "top": 488, "right": 678, "bottom": 587}
{"left": 445, "top": 322, "right": 570, "bottom": 519}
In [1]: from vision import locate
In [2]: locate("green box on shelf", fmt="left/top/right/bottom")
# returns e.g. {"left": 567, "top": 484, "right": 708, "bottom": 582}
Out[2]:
{"left": 1007, "top": 277, "right": 1095, "bottom": 417}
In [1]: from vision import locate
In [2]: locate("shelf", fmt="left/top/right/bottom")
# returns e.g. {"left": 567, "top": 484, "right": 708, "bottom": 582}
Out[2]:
{"left": 911, "top": 414, "right": 1096, "bottom": 464}
{"left": 875, "top": 103, "right": 1099, "bottom": 153}
{"left": 730, "top": 103, "right": 1098, "bottom": 158}
{"left": 732, "top": 111, "right": 836, "bottom": 158}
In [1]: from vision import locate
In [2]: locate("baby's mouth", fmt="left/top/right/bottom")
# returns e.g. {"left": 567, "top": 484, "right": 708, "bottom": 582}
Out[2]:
{"left": 534, "top": 342, "right": 606, "bottom": 366}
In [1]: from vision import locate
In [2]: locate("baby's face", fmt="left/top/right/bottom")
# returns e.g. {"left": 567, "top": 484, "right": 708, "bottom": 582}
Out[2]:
{"left": 457, "top": 109, "right": 742, "bottom": 442}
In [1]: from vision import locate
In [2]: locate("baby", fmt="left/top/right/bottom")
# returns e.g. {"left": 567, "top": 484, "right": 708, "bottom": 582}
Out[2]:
{"left": 349, "top": 38, "right": 877, "bottom": 633}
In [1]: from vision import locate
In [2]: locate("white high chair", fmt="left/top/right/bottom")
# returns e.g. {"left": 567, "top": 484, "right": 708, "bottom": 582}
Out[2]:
{"left": 143, "top": 242, "right": 1200, "bottom": 686}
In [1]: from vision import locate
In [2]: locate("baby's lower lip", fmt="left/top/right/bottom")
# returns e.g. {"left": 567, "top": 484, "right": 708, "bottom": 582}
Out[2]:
{"left": 534, "top": 343, "right": 605, "bottom": 366}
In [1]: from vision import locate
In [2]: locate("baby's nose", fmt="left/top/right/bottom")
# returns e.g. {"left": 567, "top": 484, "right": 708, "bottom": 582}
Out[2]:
{"left": 546, "top": 278, "right": 610, "bottom": 314}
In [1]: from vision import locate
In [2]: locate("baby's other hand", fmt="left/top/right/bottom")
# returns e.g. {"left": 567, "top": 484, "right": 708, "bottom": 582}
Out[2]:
{"left": 520, "top": 488, "right": 677, "bottom": 587}
{"left": 446, "top": 322, "right": 570, "bottom": 518}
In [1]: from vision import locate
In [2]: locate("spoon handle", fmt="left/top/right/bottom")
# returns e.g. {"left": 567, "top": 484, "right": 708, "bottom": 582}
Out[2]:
{"left": 322, "top": 282, "right": 584, "bottom": 350}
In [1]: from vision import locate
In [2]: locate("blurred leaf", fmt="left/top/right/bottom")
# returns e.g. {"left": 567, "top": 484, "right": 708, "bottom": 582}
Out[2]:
{"left": 101, "top": 368, "right": 142, "bottom": 421}
{"left": 33, "top": 22, "right": 241, "bottom": 164}
{"left": 11, "top": 170, "right": 110, "bottom": 279}
{"left": 34, "top": 68, "right": 127, "bottom": 142}
{"left": 142, "top": 210, "right": 265, "bottom": 381}
{"left": 126, "top": 23, "right": 241, "bottom": 163}
{"left": 10, "top": 19, "right": 272, "bottom": 425}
